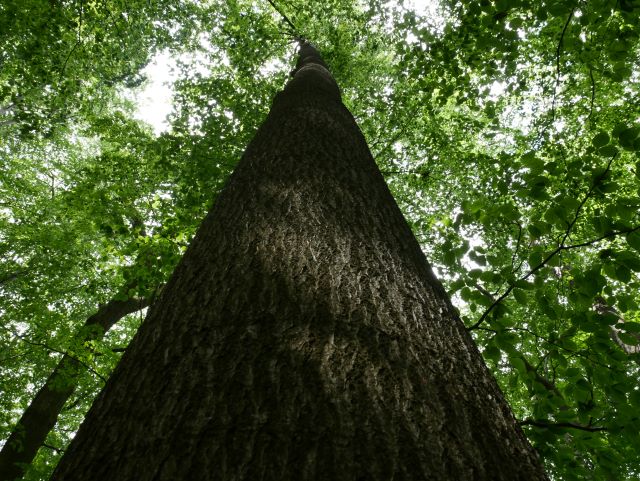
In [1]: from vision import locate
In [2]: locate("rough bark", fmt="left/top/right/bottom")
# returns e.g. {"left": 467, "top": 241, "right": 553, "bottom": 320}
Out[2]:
{"left": 49, "top": 43, "right": 548, "bottom": 481}
{"left": 0, "top": 296, "right": 148, "bottom": 481}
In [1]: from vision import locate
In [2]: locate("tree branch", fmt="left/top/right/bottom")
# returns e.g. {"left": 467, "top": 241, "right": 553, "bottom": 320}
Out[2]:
{"left": 468, "top": 154, "right": 618, "bottom": 331}
{"left": 265, "top": 0, "right": 299, "bottom": 37}
{"left": 58, "top": 0, "right": 84, "bottom": 83}
{"left": 519, "top": 419, "right": 607, "bottom": 432}
{"left": 511, "top": 221, "right": 523, "bottom": 271}
{"left": 42, "top": 443, "right": 65, "bottom": 454}
{"left": 381, "top": 170, "right": 430, "bottom": 177}
{"left": 507, "top": 326, "right": 619, "bottom": 372}
{"left": 562, "top": 225, "right": 640, "bottom": 250}
{"left": 0, "top": 291, "right": 152, "bottom": 481}
{"left": 9, "top": 329, "right": 108, "bottom": 383}
{"left": 551, "top": 8, "right": 575, "bottom": 123}
{"left": 587, "top": 68, "right": 596, "bottom": 120}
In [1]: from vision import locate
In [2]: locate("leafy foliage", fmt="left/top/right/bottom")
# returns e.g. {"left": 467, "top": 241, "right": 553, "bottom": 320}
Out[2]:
{"left": 1, "top": 0, "right": 639, "bottom": 479}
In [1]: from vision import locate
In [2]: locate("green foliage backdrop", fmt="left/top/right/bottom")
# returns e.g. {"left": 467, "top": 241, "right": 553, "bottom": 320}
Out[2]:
{"left": 1, "top": 0, "right": 639, "bottom": 479}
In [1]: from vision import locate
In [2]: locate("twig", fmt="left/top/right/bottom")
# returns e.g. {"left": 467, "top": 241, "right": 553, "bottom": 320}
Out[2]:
{"left": 266, "top": 0, "right": 299, "bottom": 36}
{"left": 551, "top": 8, "right": 575, "bottom": 123}
{"left": 511, "top": 221, "right": 523, "bottom": 271}
{"left": 381, "top": 170, "right": 430, "bottom": 177}
{"left": 8, "top": 329, "right": 107, "bottom": 383}
{"left": 521, "top": 356, "right": 562, "bottom": 396}
{"left": 468, "top": 154, "right": 618, "bottom": 331}
{"left": 519, "top": 419, "right": 607, "bottom": 432}
{"left": 58, "top": 0, "right": 84, "bottom": 82}
{"left": 42, "top": 443, "right": 65, "bottom": 454}
{"left": 563, "top": 224, "right": 640, "bottom": 250}
{"left": 587, "top": 68, "right": 596, "bottom": 120}
{"left": 507, "top": 326, "right": 619, "bottom": 371}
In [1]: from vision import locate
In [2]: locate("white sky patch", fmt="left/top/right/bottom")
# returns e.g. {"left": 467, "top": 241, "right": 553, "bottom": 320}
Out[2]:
{"left": 130, "top": 52, "right": 178, "bottom": 134}
{"left": 410, "top": 0, "right": 440, "bottom": 16}
{"left": 260, "top": 57, "right": 287, "bottom": 77}
{"left": 127, "top": 4, "right": 445, "bottom": 134}
{"left": 489, "top": 80, "right": 507, "bottom": 99}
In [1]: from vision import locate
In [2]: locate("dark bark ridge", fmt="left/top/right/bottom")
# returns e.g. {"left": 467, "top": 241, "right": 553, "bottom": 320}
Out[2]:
{"left": 49, "top": 43, "right": 548, "bottom": 481}
{"left": 0, "top": 296, "right": 148, "bottom": 481}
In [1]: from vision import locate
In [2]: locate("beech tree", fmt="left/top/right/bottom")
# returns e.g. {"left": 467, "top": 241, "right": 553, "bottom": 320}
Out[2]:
{"left": 1, "top": 1, "right": 639, "bottom": 480}
{"left": 47, "top": 40, "right": 548, "bottom": 481}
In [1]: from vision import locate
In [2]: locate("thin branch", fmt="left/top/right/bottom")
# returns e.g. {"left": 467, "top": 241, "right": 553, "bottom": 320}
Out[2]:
{"left": 9, "top": 329, "right": 107, "bottom": 383}
{"left": 563, "top": 224, "right": 640, "bottom": 250}
{"left": 59, "top": 0, "right": 84, "bottom": 83}
{"left": 508, "top": 326, "right": 619, "bottom": 371}
{"left": 551, "top": 8, "right": 575, "bottom": 123}
{"left": 380, "top": 170, "right": 430, "bottom": 177}
{"left": 561, "top": 153, "right": 616, "bottom": 246}
{"left": 42, "top": 443, "right": 65, "bottom": 454}
{"left": 519, "top": 419, "right": 607, "bottom": 432}
{"left": 265, "top": 0, "right": 299, "bottom": 36}
{"left": 587, "top": 68, "right": 596, "bottom": 120}
{"left": 468, "top": 154, "right": 618, "bottom": 331}
{"left": 511, "top": 221, "right": 523, "bottom": 271}
{"left": 521, "top": 356, "right": 562, "bottom": 396}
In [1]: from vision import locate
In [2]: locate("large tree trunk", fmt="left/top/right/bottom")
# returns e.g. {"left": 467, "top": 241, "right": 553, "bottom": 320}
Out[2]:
{"left": 0, "top": 296, "right": 148, "bottom": 481}
{"left": 49, "top": 43, "right": 548, "bottom": 481}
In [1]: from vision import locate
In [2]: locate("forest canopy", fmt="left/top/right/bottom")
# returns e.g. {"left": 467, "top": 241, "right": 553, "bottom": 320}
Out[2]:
{"left": 1, "top": 0, "right": 639, "bottom": 479}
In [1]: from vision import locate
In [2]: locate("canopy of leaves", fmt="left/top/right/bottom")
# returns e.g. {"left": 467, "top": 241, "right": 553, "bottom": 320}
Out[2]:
{"left": 1, "top": 0, "right": 639, "bottom": 479}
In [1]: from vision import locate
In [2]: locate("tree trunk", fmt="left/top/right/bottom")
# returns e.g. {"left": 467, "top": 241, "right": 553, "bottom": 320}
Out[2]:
{"left": 49, "top": 43, "right": 548, "bottom": 481}
{"left": 0, "top": 296, "right": 148, "bottom": 481}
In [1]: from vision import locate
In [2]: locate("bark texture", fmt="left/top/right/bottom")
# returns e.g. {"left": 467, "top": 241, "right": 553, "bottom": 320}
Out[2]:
{"left": 50, "top": 43, "right": 548, "bottom": 481}
{"left": 0, "top": 296, "right": 148, "bottom": 481}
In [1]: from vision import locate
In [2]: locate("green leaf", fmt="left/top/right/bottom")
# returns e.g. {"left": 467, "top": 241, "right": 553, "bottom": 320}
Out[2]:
{"left": 618, "top": 126, "right": 640, "bottom": 149}
{"left": 483, "top": 345, "right": 501, "bottom": 362}
{"left": 523, "top": 153, "right": 545, "bottom": 171}
{"left": 617, "top": 251, "right": 640, "bottom": 272}
{"left": 513, "top": 288, "right": 527, "bottom": 304}
{"left": 565, "top": 368, "right": 581, "bottom": 379}
{"left": 614, "top": 264, "right": 631, "bottom": 283}
{"left": 591, "top": 131, "right": 610, "bottom": 148}
{"left": 598, "top": 145, "right": 619, "bottom": 157}
{"left": 618, "top": 332, "right": 640, "bottom": 346}
{"left": 528, "top": 250, "right": 543, "bottom": 268}
{"left": 621, "top": 322, "right": 640, "bottom": 334}
{"left": 575, "top": 378, "right": 591, "bottom": 392}
{"left": 514, "top": 279, "right": 535, "bottom": 290}
{"left": 510, "top": 357, "right": 527, "bottom": 375}
{"left": 627, "top": 231, "right": 640, "bottom": 252}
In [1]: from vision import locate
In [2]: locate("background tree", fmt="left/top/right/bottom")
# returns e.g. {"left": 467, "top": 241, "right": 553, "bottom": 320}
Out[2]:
{"left": 1, "top": 0, "right": 639, "bottom": 479}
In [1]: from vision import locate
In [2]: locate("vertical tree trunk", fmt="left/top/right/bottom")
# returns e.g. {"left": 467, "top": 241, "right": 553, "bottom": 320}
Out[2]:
{"left": 49, "top": 43, "right": 548, "bottom": 481}
{"left": 0, "top": 296, "right": 148, "bottom": 481}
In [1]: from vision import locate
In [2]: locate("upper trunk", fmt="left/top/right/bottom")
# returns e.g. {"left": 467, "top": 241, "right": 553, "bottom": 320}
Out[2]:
{"left": 49, "top": 42, "right": 548, "bottom": 481}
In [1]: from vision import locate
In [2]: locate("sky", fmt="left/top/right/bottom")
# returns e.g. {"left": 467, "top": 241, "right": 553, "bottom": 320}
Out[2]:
{"left": 129, "top": 0, "right": 439, "bottom": 135}
{"left": 130, "top": 52, "right": 178, "bottom": 134}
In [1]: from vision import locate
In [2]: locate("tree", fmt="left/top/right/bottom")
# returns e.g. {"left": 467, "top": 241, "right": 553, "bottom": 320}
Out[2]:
{"left": 48, "top": 42, "right": 547, "bottom": 481}
{"left": 2, "top": 1, "right": 640, "bottom": 479}
{"left": 0, "top": 293, "right": 149, "bottom": 481}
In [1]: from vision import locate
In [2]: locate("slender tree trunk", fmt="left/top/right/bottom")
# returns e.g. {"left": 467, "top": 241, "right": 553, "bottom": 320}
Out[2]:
{"left": 49, "top": 43, "right": 548, "bottom": 481}
{"left": 0, "top": 296, "right": 148, "bottom": 481}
